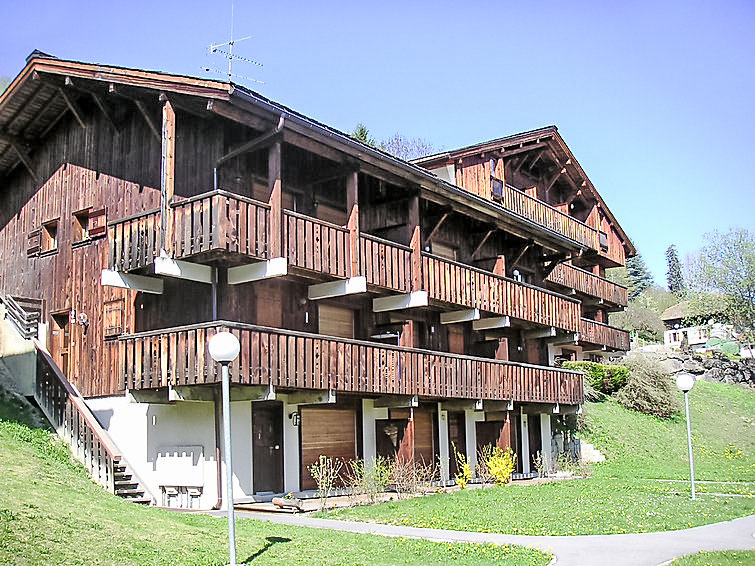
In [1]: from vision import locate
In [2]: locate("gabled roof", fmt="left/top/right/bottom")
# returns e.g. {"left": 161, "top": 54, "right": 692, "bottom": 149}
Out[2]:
{"left": 413, "top": 127, "right": 636, "bottom": 258}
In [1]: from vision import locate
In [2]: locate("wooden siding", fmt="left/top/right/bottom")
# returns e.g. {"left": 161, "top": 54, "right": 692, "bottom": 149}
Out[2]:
{"left": 579, "top": 318, "right": 630, "bottom": 351}
{"left": 422, "top": 253, "right": 581, "bottom": 333}
{"left": 546, "top": 262, "right": 628, "bottom": 307}
{"left": 118, "top": 321, "right": 584, "bottom": 405}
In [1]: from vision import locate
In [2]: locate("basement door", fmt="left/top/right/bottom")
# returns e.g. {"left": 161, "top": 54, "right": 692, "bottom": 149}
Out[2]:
{"left": 252, "top": 401, "right": 284, "bottom": 494}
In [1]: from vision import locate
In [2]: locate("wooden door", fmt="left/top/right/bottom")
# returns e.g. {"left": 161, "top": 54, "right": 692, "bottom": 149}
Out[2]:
{"left": 527, "top": 414, "right": 542, "bottom": 473}
{"left": 252, "top": 401, "right": 284, "bottom": 493}
{"left": 50, "top": 313, "right": 70, "bottom": 377}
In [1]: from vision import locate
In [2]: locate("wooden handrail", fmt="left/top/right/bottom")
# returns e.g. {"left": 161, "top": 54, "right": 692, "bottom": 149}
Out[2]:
{"left": 361, "top": 232, "right": 413, "bottom": 252}
{"left": 107, "top": 207, "right": 161, "bottom": 227}
{"left": 546, "top": 262, "right": 628, "bottom": 306}
{"left": 170, "top": 189, "right": 270, "bottom": 209}
{"left": 283, "top": 209, "right": 349, "bottom": 232}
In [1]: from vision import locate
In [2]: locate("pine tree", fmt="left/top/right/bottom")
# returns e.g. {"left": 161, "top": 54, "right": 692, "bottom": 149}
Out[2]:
{"left": 665, "top": 244, "right": 686, "bottom": 298}
{"left": 352, "top": 123, "right": 375, "bottom": 147}
{"left": 625, "top": 253, "right": 654, "bottom": 301}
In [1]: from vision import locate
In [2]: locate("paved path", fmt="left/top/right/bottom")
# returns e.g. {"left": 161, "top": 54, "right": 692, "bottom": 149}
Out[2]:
{"left": 228, "top": 511, "right": 755, "bottom": 566}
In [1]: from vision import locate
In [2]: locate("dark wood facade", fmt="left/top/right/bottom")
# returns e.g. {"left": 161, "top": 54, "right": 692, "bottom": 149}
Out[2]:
{"left": 0, "top": 54, "right": 635, "bottom": 413}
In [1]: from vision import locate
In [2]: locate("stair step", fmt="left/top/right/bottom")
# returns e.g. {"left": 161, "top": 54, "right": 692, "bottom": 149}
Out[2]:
{"left": 115, "top": 481, "right": 138, "bottom": 490}
{"left": 126, "top": 497, "right": 152, "bottom": 505}
{"left": 116, "top": 488, "right": 145, "bottom": 496}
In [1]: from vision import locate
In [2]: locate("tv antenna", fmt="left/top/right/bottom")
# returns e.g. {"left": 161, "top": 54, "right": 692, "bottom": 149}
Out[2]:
{"left": 204, "top": 1, "right": 264, "bottom": 85}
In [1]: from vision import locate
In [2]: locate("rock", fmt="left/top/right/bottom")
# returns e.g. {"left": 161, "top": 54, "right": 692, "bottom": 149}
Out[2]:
{"left": 682, "top": 359, "right": 705, "bottom": 374}
{"left": 660, "top": 358, "right": 684, "bottom": 374}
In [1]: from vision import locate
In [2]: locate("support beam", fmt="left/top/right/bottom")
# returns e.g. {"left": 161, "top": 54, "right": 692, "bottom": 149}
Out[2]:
{"left": 160, "top": 99, "right": 175, "bottom": 250}
{"left": 308, "top": 276, "right": 366, "bottom": 300}
{"left": 215, "top": 116, "right": 284, "bottom": 166}
{"left": 548, "top": 333, "right": 579, "bottom": 346}
{"left": 346, "top": 168, "right": 360, "bottom": 278}
{"left": 57, "top": 87, "right": 86, "bottom": 129}
{"left": 206, "top": 98, "right": 271, "bottom": 131}
{"left": 268, "top": 140, "right": 283, "bottom": 257}
{"left": 472, "top": 316, "right": 511, "bottom": 331}
{"left": 9, "top": 142, "right": 40, "bottom": 185}
{"left": 168, "top": 384, "right": 275, "bottom": 403}
{"left": 524, "top": 326, "right": 557, "bottom": 339}
{"left": 231, "top": 383, "right": 275, "bottom": 402}
{"left": 372, "top": 291, "right": 428, "bottom": 313}
{"left": 440, "top": 309, "right": 480, "bottom": 325}
{"left": 373, "top": 395, "right": 418, "bottom": 409}
{"left": 510, "top": 241, "right": 534, "bottom": 271}
{"left": 134, "top": 99, "right": 160, "bottom": 142}
{"left": 100, "top": 269, "right": 163, "bottom": 294}
{"left": 440, "top": 399, "right": 483, "bottom": 412}
{"left": 154, "top": 253, "right": 214, "bottom": 284}
{"left": 471, "top": 229, "right": 495, "bottom": 260}
{"left": 424, "top": 211, "right": 450, "bottom": 246}
{"left": 286, "top": 389, "right": 335, "bottom": 406}
{"left": 127, "top": 388, "right": 171, "bottom": 404}
{"left": 227, "top": 257, "right": 287, "bottom": 285}
{"left": 90, "top": 93, "right": 120, "bottom": 132}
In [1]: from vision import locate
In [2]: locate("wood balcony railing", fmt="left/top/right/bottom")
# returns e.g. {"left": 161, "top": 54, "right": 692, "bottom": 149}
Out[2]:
{"left": 284, "top": 210, "right": 351, "bottom": 278}
{"left": 498, "top": 184, "right": 600, "bottom": 251}
{"left": 422, "top": 253, "right": 581, "bottom": 332}
{"left": 170, "top": 190, "right": 269, "bottom": 260}
{"left": 578, "top": 318, "right": 630, "bottom": 351}
{"left": 360, "top": 233, "right": 412, "bottom": 293}
{"left": 108, "top": 208, "right": 162, "bottom": 272}
{"left": 546, "top": 263, "right": 628, "bottom": 307}
{"left": 119, "top": 321, "right": 584, "bottom": 405}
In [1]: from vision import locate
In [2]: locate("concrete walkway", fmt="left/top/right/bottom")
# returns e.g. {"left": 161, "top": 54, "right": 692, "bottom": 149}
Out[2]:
{"left": 229, "top": 510, "right": 755, "bottom": 566}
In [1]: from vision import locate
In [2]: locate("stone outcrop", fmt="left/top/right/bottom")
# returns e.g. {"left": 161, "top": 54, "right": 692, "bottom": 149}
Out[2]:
{"left": 651, "top": 350, "right": 755, "bottom": 388}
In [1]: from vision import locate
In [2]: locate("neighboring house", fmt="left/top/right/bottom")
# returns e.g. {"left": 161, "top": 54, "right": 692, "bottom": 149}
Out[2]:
{"left": 661, "top": 301, "right": 733, "bottom": 350}
{"left": 0, "top": 52, "right": 634, "bottom": 508}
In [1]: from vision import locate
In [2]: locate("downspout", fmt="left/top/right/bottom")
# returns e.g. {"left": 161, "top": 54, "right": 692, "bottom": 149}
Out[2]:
{"left": 211, "top": 388, "right": 223, "bottom": 510}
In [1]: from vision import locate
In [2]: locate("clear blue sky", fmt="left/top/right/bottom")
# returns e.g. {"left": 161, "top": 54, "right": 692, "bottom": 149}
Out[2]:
{"left": 2, "top": 0, "right": 753, "bottom": 283}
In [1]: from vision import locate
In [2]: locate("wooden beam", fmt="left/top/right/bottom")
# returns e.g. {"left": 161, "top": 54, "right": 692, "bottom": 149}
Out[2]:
{"left": 372, "top": 291, "right": 428, "bottom": 312}
{"left": 9, "top": 142, "right": 40, "bottom": 185}
{"left": 90, "top": 92, "right": 120, "bottom": 132}
{"left": 57, "top": 87, "right": 86, "bottom": 129}
{"left": 471, "top": 229, "right": 495, "bottom": 259}
{"left": 268, "top": 140, "right": 283, "bottom": 257}
{"left": 21, "top": 90, "right": 58, "bottom": 135}
{"left": 286, "top": 389, "right": 335, "bottom": 405}
{"left": 483, "top": 400, "right": 514, "bottom": 412}
{"left": 346, "top": 168, "right": 360, "bottom": 278}
{"left": 501, "top": 141, "right": 549, "bottom": 158}
{"left": 160, "top": 99, "right": 176, "bottom": 250}
{"left": 544, "top": 167, "right": 566, "bottom": 196}
{"left": 308, "top": 277, "right": 367, "bottom": 300}
{"left": 134, "top": 100, "right": 160, "bottom": 142}
{"left": 424, "top": 211, "right": 450, "bottom": 246}
{"left": 215, "top": 116, "right": 284, "bottom": 166}
{"left": 227, "top": 257, "right": 287, "bottom": 285}
{"left": 524, "top": 326, "right": 557, "bottom": 339}
{"left": 206, "top": 98, "right": 271, "bottom": 131}
{"left": 510, "top": 241, "right": 534, "bottom": 271}
{"left": 440, "top": 399, "right": 483, "bottom": 411}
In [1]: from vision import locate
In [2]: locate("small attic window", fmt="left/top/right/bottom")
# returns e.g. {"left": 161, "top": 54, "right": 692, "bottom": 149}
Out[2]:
{"left": 42, "top": 220, "right": 58, "bottom": 253}
{"left": 74, "top": 210, "right": 90, "bottom": 242}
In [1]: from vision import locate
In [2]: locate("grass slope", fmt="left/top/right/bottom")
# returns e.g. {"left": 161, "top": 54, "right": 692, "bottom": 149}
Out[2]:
{"left": 331, "top": 381, "right": 755, "bottom": 535}
{"left": 672, "top": 550, "right": 755, "bottom": 565}
{"left": 0, "top": 397, "right": 548, "bottom": 566}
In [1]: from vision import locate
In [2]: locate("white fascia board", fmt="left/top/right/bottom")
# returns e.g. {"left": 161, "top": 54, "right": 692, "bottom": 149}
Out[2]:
{"left": 100, "top": 269, "right": 163, "bottom": 294}
{"left": 308, "top": 276, "right": 367, "bottom": 300}
{"left": 472, "top": 316, "right": 511, "bottom": 331}
{"left": 154, "top": 254, "right": 214, "bottom": 284}
{"left": 227, "top": 257, "right": 288, "bottom": 285}
{"left": 440, "top": 309, "right": 481, "bottom": 325}
{"left": 524, "top": 326, "right": 557, "bottom": 339}
{"left": 372, "top": 291, "right": 428, "bottom": 313}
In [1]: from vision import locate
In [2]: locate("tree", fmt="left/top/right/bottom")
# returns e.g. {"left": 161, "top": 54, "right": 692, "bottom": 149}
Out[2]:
{"left": 378, "top": 133, "right": 435, "bottom": 161}
{"left": 352, "top": 123, "right": 375, "bottom": 147}
{"left": 0, "top": 76, "right": 10, "bottom": 94}
{"left": 624, "top": 253, "right": 654, "bottom": 301}
{"left": 687, "top": 228, "right": 755, "bottom": 341}
{"left": 665, "top": 244, "right": 686, "bottom": 298}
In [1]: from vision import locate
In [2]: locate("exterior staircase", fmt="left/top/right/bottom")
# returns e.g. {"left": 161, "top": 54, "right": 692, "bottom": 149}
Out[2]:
{"left": 1, "top": 295, "right": 155, "bottom": 505}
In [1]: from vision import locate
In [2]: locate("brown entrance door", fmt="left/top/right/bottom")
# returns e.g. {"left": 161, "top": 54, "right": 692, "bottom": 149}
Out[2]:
{"left": 50, "top": 313, "right": 70, "bottom": 376}
{"left": 252, "top": 401, "right": 283, "bottom": 494}
{"left": 527, "top": 415, "right": 542, "bottom": 473}
{"left": 447, "top": 412, "right": 466, "bottom": 477}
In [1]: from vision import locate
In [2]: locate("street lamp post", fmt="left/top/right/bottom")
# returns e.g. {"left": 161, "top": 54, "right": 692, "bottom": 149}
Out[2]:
{"left": 675, "top": 371, "right": 696, "bottom": 501}
{"left": 209, "top": 331, "right": 241, "bottom": 566}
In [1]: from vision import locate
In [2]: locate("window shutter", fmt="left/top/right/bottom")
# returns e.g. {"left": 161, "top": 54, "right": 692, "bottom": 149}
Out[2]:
{"left": 89, "top": 207, "right": 107, "bottom": 238}
{"left": 104, "top": 299, "right": 124, "bottom": 337}
{"left": 27, "top": 228, "right": 42, "bottom": 257}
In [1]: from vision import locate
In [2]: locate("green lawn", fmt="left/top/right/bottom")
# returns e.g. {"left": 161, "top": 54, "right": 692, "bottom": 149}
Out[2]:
{"left": 329, "top": 381, "right": 755, "bottom": 535}
{"left": 672, "top": 551, "right": 755, "bottom": 565}
{"left": 0, "top": 407, "right": 548, "bottom": 566}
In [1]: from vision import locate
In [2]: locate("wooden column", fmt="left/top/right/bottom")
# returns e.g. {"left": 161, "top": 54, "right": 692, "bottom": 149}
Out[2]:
{"left": 160, "top": 100, "right": 176, "bottom": 252}
{"left": 346, "top": 170, "right": 360, "bottom": 277}
{"left": 407, "top": 194, "right": 423, "bottom": 291}
{"left": 268, "top": 141, "right": 283, "bottom": 258}
{"left": 493, "top": 255, "right": 506, "bottom": 276}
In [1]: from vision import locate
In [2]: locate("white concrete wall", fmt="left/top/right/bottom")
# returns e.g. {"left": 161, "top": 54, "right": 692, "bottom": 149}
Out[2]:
{"left": 437, "top": 404, "right": 450, "bottom": 484}
{"left": 464, "top": 410, "right": 485, "bottom": 475}
{"left": 280, "top": 398, "right": 300, "bottom": 494}
{"left": 0, "top": 305, "right": 37, "bottom": 396}
{"left": 520, "top": 411, "right": 530, "bottom": 473}
{"left": 361, "top": 399, "right": 388, "bottom": 470}
{"left": 87, "top": 395, "right": 256, "bottom": 509}
{"left": 540, "top": 413, "right": 552, "bottom": 471}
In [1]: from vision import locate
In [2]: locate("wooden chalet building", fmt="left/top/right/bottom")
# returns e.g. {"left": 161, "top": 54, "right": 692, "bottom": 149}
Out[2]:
{"left": 0, "top": 51, "right": 633, "bottom": 508}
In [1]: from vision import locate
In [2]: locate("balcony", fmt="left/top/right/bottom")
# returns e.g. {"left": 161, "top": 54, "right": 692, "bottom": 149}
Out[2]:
{"left": 578, "top": 318, "right": 630, "bottom": 351}
{"left": 116, "top": 321, "right": 584, "bottom": 405}
{"left": 422, "top": 253, "right": 581, "bottom": 332}
{"left": 546, "top": 262, "right": 628, "bottom": 308}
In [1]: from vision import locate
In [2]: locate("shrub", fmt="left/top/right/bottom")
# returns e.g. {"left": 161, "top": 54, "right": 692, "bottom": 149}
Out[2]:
{"left": 562, "top": 361, "right": 628, "bottom": 394}
{"left": 484, "top": 446, "right": 516, "bottom": 485}
{"left": 613, "top": 353, "right": 680, "bottom": 418}
{"left": 452, "top": 442, "right": 471, "bottom": 489}
{"left": 308, "top": 455, "right": 342, "bottom": 511}
{"left": 343, "top": 457, "right": 391, "bottom": 505}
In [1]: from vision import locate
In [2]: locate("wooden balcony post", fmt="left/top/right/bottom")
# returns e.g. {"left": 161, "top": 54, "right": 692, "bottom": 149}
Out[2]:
{"left": 160, "top": 99, "right": 175, "bottom": 254}
{"left": 346, "top": 169, "right": 360, "bottom": 277}
{"left": 493, "top": 255, "right": 506, "bottom": 276}
{"left": 407, "top": 194, "right": 423, "bottom": 291}
{"left": 268, "top": 141, "right": 283, "bottom": 258}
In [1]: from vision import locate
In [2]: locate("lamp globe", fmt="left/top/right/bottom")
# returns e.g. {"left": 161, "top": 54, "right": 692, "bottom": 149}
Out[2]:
{"left": 208, "top": 331, "right": 240, "bottom": 363}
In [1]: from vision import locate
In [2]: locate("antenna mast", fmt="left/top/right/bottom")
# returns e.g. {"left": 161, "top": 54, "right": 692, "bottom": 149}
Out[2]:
{"left": 205, "top": 1, "right": 264, "bottom": 85}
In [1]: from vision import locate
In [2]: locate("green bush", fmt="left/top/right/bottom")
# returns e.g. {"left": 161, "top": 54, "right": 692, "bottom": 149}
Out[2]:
{"left": 613, "top": 354, "right": 680, "bottom": 418}
{"left": 562, "top": 361, "right": 628, "bottom": 394}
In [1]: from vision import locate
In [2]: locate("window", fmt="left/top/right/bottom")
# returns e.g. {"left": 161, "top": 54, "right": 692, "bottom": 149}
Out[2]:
{"left": 431, "top": 241, "right": 457, "bottom": 261}
{"left": 73, "top": 210, "right": 90, "bottom": 242}
{"left": 318, "top": 304, "right": 354, "bottom": 339}
{"left": 42, "top": 220, "right": 58, "bottom": 253}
